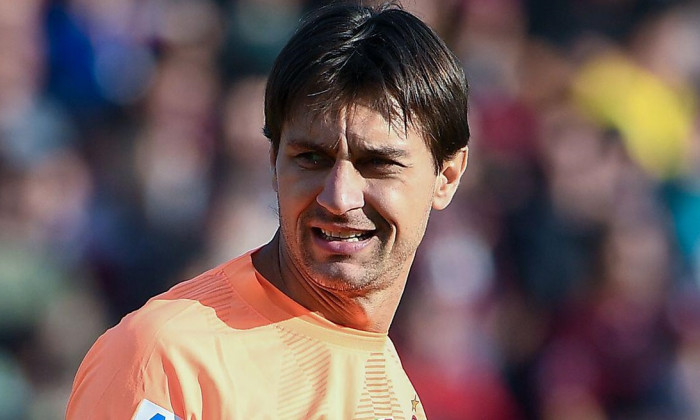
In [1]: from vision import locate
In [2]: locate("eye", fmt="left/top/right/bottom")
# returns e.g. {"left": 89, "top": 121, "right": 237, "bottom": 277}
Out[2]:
{"left": 367, "top": 157, "right": 396, "bottom": 167}
{"left": 358, "top": 157, "right": 405, "bottom": 176}
{"left": 295, "top": 152, "right": 331, "bottom": 168}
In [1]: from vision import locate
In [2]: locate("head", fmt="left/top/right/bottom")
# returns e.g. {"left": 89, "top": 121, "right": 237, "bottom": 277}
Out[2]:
{"left": 264, "top": 1, "right": 470, "bottom": 172}
{"left": 263, "top": 2, "right": 470, "bottom": 295}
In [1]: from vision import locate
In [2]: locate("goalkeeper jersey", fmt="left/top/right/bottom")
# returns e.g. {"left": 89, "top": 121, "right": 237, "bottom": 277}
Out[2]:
{"left": 66, "top": 250, "right": 426, "bottom": 419}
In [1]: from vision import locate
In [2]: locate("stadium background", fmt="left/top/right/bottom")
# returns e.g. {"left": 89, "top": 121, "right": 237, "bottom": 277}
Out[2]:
{"left": 1, "top": 0, "right": 700, "bottom": 418}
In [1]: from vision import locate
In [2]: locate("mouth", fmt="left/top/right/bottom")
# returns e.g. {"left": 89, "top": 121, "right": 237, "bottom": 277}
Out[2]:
{"left": 312, "top": 227, "right": 376, "bottom": 242}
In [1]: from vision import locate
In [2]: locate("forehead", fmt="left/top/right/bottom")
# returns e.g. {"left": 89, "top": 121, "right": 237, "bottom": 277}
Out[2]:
{"left": 281, "top": 102, "right": 425, "bottom": 150}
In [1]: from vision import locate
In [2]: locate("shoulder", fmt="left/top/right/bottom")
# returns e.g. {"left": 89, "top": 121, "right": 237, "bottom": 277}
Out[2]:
{"left": 66, "top": 258, "right": 254, "bottom": 417}
{"left": 117, "top": 262, "right": 238, "bottom": 345}
{"left": 77, "top": 265, "right": 229, "bottom": 365}
{"left": 100, "top": 251, "right": 268, "bottom": 355}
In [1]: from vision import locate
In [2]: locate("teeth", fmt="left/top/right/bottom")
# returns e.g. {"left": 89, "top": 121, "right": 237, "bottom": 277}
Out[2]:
{"left": 320, "top": 229, "right": 366, "bottom": 241}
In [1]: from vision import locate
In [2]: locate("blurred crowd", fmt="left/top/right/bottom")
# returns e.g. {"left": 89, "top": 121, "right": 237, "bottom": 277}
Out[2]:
{"left": 1, "top": 0, "right": 700, "bottom": 418}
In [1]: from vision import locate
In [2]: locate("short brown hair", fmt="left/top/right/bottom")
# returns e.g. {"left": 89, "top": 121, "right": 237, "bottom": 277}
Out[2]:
{"left": 263, "top": 2, "right": 470, "bottom": 171}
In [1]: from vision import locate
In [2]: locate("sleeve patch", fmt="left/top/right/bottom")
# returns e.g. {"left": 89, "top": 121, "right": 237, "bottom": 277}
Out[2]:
{"left": 133, "top": 399, "right": 182, "bottom": 420}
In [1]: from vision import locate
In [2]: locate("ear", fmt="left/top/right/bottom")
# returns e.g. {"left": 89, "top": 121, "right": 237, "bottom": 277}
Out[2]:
{"left": 432, "top": 147, "right": 468, "bottom": 210}
{"left": 270, "top": 145, "right": 278, "bottom": 192}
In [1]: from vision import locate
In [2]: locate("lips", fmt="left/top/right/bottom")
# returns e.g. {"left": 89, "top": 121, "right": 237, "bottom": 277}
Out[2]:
{"left": 310, "top": 225, "right": 377, "bottom": 255}
{"left": 314, "top": 227, "right": 375, "bottom": 242}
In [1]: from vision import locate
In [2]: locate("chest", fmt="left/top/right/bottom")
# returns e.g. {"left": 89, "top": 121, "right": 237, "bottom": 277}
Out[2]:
{"left": 171, "top": 329, "right": 426, "bottom": 419}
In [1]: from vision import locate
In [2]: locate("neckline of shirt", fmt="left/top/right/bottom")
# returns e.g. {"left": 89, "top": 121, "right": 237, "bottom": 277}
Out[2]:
{"left": 222, "top": 249, "right": 390, "bottom": 352}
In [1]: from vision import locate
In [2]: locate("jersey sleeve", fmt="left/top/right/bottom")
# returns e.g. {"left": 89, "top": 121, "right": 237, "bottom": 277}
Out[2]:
{"left": 66, "top": 314, "right": 184, "bottom": 419}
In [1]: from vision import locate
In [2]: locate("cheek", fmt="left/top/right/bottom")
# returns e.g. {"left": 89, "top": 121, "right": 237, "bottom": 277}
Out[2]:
{"left": 366, "top": 179, "right": 434, "bottom": 230}
{"left": 276, "top": 173, "right": 320, "bottom": 217}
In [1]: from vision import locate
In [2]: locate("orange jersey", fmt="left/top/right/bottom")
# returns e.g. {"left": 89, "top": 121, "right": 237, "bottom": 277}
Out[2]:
{"left": 67, "top": 250, "right": 427, "bottom": 419}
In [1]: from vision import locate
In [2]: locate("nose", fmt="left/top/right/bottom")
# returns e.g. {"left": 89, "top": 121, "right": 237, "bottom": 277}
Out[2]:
{"left": 316, "top": 160, "right": 365, "bottom": 215}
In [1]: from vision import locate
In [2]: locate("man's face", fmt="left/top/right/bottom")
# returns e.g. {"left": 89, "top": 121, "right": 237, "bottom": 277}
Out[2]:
{"left": 273, "top": 103, "right": 447, "bottom": 293}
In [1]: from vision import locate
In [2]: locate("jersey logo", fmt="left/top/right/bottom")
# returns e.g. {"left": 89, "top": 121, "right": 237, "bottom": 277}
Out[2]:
{"left": 133, "top": 399, "right": 181, "bottom": 420}
{"left": 411, "top": 394, "right": 421, "bottom": 419}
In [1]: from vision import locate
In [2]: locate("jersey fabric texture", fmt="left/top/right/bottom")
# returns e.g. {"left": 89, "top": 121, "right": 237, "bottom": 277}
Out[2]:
{"left": 66, "top": 250, "right": 427, "bottom": 419}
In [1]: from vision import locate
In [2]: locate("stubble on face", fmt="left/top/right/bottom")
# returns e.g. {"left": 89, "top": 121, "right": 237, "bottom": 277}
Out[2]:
{"left": 274, "top": 103, "right": 439, "bottom": 299}
{"left": 279, "top": 202, "right": 430, "bottom": 296}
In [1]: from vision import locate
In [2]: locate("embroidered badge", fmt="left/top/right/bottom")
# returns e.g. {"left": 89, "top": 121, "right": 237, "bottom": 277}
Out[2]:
{"left": 411, "top": 394, "right": 421, "bottom": 419}
{"left": 133, "top": 399, "right": 181, "bottom": 420}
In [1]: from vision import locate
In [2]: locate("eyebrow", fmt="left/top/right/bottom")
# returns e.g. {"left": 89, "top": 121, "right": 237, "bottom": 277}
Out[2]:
{"left": 285, "top": 138, "right": 334, "bottom": 154}
{"left": 360, "top": 145, "right": 409, "bottom": 161}
{"left": 285, "top": 138, "right": 409, "bottom": 160}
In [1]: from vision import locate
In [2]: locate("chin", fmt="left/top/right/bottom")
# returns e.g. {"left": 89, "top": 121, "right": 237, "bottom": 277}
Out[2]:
{"left": 306, "top": 264, "right": 378, "bottom": 293}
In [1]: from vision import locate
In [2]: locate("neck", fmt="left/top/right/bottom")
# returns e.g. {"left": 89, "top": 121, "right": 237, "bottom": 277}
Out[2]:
{"left": 252, "top": 232, "right": 406, "bottom": 333}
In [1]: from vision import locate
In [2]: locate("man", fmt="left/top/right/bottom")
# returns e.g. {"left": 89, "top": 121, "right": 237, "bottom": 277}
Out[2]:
{"left": 67, "top": 2, "right": 469, "bottom": 419}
